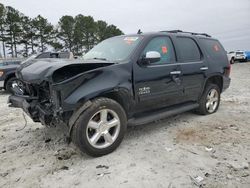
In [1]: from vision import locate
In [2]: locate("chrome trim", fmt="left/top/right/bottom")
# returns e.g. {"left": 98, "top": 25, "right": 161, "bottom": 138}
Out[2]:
{"left": 200, "top": 67, "right": 208, "bottom": 70}
{"left": 170, "top": 71, "right": 181, "bottom": 75}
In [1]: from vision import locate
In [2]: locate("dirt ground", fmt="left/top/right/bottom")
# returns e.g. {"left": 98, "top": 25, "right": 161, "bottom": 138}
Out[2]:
{"left": 0, "top": 63, "right": 250, "bottom": 188}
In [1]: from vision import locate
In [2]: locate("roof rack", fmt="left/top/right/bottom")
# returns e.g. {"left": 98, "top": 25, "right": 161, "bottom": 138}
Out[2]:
{"left": 160, "top": 30, "right": 211, "bottom": 37}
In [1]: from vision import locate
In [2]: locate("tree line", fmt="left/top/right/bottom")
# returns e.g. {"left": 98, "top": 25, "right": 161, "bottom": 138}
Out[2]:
{"left": 0, "top": 3, "right": 123, "bottom": 58}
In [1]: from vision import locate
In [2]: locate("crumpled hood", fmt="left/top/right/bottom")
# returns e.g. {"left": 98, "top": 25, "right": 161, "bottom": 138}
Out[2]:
{"left": 16, "top": 58, "right": 114, "bottom": 84}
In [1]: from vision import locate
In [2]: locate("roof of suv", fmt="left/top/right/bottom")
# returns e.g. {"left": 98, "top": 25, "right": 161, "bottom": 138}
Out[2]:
{"left": 123, "top": 30, "right": 214, "bottom": 40}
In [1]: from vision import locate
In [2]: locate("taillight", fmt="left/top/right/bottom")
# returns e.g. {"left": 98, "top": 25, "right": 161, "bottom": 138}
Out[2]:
{"left": 224, "top": 64, "right": 231, "bottom": 77}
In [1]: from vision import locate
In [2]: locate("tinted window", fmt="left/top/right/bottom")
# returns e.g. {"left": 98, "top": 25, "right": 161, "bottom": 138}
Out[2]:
{"left": 200, "top": 39, "right": 226, "bottom": 61}
{"left": 36, "top": 52, "right": 51, "bottom": 58}
{"left": 176, "top": 37, "right": 201, "bottom": 62}
{"left": 59, "top": 52, "right": 70, "bottom": 58}
{"left": 142, "top": 37, "right": 175, "bottom": 64}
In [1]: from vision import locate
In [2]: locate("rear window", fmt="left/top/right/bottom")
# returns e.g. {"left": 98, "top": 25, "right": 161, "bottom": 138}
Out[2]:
{"left": 199, "top": 39, "right": 226, "bottom": 61}
{"left": 236, "top": 52, "right": 244, "bottom": 55}
{"left": 175, "top": 37, "right": 201, "bottom": 62}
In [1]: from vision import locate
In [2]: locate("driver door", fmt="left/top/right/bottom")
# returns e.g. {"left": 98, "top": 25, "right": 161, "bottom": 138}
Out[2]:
{"left": 133, "top": 36, "right": 184, "bottom": 113}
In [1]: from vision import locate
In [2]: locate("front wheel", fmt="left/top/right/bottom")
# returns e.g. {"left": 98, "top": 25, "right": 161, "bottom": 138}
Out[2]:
{"left": 230, "top": 58, "right": 235, "bottom": 64}
{"left": 196, "top": 84, "right": 221, "bottom": 115}
{"left": 71, "top": 98, "right": 127, "bottom": 157}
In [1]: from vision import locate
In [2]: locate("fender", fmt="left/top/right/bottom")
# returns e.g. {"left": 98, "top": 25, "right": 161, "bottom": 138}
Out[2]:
{"left": 199, "top": 72, "right": 224, "bottom": 99}
{"left": 52, "top": 62, "right": 133, "bottom": 112}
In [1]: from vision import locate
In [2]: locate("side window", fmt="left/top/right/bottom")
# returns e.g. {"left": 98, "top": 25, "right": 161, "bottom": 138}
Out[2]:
{"left": 176, "top": 37, "right": 201, "bottom": 62}
{"left": 199, "top": 39, "right": 226, "bottom": 61}
{"left": 142, "top": 37, "right": 175, "bottom": 64}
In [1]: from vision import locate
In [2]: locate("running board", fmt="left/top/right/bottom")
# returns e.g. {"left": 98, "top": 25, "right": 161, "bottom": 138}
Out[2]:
{"left": 128, "top": 103, "right": 199, "bottom": 126}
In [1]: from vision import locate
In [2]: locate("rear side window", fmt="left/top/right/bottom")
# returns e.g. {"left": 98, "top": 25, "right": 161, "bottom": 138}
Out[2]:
{"left": 142, "top": 36, "right": 176, "bottom": 64}
{"left": 175, "top": 37, "right": 201, "bottom": 62}
{"left": 199, "top": 39, "right": 226, "bottom": 61}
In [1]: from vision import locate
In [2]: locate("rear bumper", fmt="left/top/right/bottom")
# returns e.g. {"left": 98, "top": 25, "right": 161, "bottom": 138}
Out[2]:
{"left": 222, "top": 76, "right": 231, "bottom": 92}
{"left": 0, "top": 80, "right": 4, "bottom": 88}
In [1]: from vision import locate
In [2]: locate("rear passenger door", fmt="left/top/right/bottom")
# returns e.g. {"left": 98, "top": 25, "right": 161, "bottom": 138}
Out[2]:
{"left": 174, "top": 36, "right": 207, "bottom": 101}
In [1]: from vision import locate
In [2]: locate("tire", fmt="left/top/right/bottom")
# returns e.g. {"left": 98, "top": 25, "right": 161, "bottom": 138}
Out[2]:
{"left": 5, "top": 77, "right": 24, "bottom": 94}
{"left": 5, "top": 77, "right": 17, "bottom": 94}
{"left": 196, "top": 84, "right": 221, "bottom": 115}
{"left": 71, "top": 98, "right": 127, "bottom": 157}
{"left": 230, "top": 58, "right": 234, "bottom": 64}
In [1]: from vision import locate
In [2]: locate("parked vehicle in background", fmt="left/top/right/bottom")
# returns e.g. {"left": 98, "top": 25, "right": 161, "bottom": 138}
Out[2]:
{"left": 0, "top": 59, "right": 22, "bottom": 67}
{"left": 0, "top": 52, "right": 74, "bottom": 93}
{"left": 0, "top": 61, "right": 23, "bottom": 93}
{"left": 235, "top": 51, "right": 247, "bottom": 62}
{"left": 245, "top": 51, "right": 250, "bottom": 61}
{"left": 9, "top": 31, "right": 231, "bottom": 156}
{"left": 21, "top": 51, "right": 74, "bottom": 65}
{"left": 227, "top": 51, "right": 249, "bottom": 63}
{"left": 227, "top": 51, "right": 236, "bottom": 64}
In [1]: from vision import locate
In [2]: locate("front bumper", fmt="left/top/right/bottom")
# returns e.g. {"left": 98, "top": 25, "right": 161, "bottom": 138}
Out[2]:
{"left": 8, "top": 95, "right": 32, "bottom": 116}
{"left": 0, "top": 80, "right": 4, "bottom": 88}
{"left": 8, "top": 95, "right": 52, "bottom": 124}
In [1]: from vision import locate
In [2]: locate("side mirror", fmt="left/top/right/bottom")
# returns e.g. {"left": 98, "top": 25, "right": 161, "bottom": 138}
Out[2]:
{"left": 141, "top": 51, "right": 161, "bottom": 64}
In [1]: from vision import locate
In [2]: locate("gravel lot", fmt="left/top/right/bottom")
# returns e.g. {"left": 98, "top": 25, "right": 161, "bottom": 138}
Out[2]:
{"left": 0, "top": 63, "right": 250, "bottom": 188}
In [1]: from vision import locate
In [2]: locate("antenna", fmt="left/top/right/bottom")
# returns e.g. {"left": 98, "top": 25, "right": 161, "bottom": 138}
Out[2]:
{"left": 137, "top": 29, "right": 142, "bottom": 34}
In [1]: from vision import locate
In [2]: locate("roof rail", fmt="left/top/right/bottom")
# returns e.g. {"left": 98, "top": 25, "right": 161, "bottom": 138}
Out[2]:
{"left": 160, "top": 30, "right": 211, "bottom": 37}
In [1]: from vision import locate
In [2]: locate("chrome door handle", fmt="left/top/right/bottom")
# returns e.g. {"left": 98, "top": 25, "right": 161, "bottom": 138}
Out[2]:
{"left": 200, "top": 67, "right": 208, "bottom": 71}
{"left": 170, "top": 71, "right": 181, "bottom": 75}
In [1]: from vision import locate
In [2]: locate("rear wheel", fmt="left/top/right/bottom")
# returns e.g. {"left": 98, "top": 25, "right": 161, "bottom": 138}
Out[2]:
{"left": 196, "top": 84, "right": 221, "bottom": 115}
{"left": 71, "top": 98, "right": 127, "bottom": 157}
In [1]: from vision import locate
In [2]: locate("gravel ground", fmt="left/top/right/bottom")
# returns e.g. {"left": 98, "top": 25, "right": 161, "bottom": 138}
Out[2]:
{"left": 0, "top": 63, "right": 250, "bottom": 188}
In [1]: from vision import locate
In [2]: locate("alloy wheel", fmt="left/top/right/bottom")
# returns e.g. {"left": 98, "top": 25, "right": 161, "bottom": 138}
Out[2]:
{"left": 86, "top": 109, "right": 121, "bottom": 149}
{"left": 206, "top": 89, "right": 219, "bottom": 113}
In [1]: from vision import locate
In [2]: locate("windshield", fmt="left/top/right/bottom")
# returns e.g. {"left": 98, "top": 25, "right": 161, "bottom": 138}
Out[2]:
{"left": 83, "top": 36, "right": 142, "bottom": 62}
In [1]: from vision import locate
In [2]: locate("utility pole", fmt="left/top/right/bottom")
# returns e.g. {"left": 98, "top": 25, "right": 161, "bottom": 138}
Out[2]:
{"left": 0, "top": 41, "right": 2, "bottom": 58}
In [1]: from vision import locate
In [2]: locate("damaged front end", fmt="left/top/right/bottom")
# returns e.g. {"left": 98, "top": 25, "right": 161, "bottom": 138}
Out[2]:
{"left": 8, "top": 59, "right": 115, "bottom": 127}
{"left": 9, "top": 81, "right": 61, "bottom": 126}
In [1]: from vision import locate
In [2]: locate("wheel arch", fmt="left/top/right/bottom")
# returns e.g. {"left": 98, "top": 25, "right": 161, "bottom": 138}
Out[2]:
{"left": 203, "top": 75, "right": 223, "bottom": 93}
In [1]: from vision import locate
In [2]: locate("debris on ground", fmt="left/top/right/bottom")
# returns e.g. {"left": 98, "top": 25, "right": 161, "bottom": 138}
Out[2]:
{"left": 229, "top": 124, "right": 239, "bottom": 131}
{"left": 0, "top": 172, "right": 8, "bottom": 177}
{"left": 190, "top": 175, "right": 204, "bottom": 187}
{"left": 97, "top": 172, "right": 111, "bottom": 177}
{"left": 228, "top": 161, "right": 249, "bottom": 171}
{"left": 54, "top": 148, "right": 76, "bottom": 160}
{"left": 96, "top": 165, "right": 109, "bottom": 169}
{"left": 60, "top": 166, "right": 69, "bottom": 170}
{"left": 205, "top": 147, "right": 213, "bottom": 152}
{"left": 45, "top": 138, "right": 51, "bottom": 143}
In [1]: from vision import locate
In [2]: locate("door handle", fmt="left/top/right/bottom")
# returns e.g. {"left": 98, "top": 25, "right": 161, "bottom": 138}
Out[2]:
{"left": 170, "top": 71, "right": 181, "bottom": 75}
{"left": 200, "top": 67, "right": 208, "bottom": 71}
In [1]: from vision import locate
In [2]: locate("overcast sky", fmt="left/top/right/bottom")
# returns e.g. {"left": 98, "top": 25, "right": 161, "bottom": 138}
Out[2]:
{"left": 2, "top": 0, "right": 250, "bottom": 51}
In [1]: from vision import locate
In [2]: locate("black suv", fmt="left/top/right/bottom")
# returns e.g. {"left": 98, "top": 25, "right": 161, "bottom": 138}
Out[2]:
{"left": 9, "top": 31, "right": 231, "bottom": 156}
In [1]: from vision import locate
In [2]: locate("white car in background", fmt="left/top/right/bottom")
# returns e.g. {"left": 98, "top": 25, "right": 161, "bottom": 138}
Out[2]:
{"left": 228, "top": 51, "right": 247, "bottom": 64}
